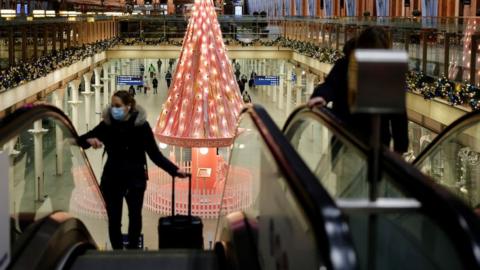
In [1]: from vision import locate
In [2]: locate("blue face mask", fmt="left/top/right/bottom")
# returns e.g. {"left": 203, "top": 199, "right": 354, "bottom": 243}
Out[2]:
{"left": 111, "top": 107, "right": 126, "bottom": 121}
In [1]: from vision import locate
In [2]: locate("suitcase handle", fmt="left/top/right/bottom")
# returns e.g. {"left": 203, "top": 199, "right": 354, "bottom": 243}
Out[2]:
{"left": 172, "top": 173, "right": 192, "bottom": 217}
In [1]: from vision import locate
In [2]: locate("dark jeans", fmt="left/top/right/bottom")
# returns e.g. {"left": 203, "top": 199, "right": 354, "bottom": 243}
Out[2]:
{"left": 101, "top": 181, "right": 146, "bottom": 249}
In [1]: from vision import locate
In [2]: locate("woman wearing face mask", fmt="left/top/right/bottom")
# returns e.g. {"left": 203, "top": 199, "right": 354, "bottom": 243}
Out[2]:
{"left": 78, "top": 90, "right": 187, "bottom": 250}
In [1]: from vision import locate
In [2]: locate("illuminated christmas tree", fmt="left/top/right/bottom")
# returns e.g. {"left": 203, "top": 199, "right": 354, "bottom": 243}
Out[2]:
{"left": 155, "top": 0, "right": 243, "bottom": 148}
{"left": 146, "top": 0, "right": 250, "bottom": 219}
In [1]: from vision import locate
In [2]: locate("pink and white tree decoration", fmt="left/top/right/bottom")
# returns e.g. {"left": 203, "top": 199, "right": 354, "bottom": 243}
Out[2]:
{"left": 155, "top": 0, "right": 243, "bottom": 148}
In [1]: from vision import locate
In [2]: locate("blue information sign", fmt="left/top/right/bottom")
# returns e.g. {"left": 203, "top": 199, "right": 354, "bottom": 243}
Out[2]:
{"left": 254, "top": 76, "right": 280, "bottom": 86}
{"left": 117, "top": 75, "right": 143, "bottom": 86}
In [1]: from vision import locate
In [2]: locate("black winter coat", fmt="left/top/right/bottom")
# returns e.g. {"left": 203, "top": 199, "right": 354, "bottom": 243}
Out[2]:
{"left": 78, "top": 106, "right": 178, "bottom": 188}
{"left": 311, "top": 57, "right": 409, "bottom": 153}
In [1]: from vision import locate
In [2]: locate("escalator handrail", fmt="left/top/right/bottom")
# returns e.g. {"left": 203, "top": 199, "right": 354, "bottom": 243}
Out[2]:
{"left": 413, "top": 109, "right": 480, "bottom": 166}
{"left": 283, "top": 105, "right": 480, "bottom": 268}
{"left": 240, "top": 104, "right": 358, "bottom": 270}
{"left": 9, "top": 211, "right": 96, "bottom": 270}
{"left": 283, "top": 105, "right": 370, "bottom": 154}
{"left": 0, "top": 104, "right": 105, "bottom": 209}
{"left": 0, "top": 104, "right": 78, "bottom": 146}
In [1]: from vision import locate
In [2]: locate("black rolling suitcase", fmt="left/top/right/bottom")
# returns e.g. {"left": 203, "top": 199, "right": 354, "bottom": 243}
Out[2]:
{"left": 158, "top": 174, "right": 203, "bottom": 249}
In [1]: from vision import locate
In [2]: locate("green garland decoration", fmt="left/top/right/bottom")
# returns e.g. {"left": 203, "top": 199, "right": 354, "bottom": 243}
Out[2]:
{"left": 407, "top": 70, "right": 480, "bottom": 110}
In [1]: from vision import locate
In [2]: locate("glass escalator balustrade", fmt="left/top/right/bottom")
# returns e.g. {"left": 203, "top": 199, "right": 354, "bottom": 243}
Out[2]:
{"left": 217, "top": 113, "right": 320, "bottom": 269}
{"left": 283, "top": 107, "right": 472, "bottom": 270}
{"left": 415, "top": 116, "right": 480, "bottom": 208}
{"left": 285, "top": 112, "right": 401, "bottom": 199}
{"left": 0, "top": 107, "right": 108, "bottom": 252}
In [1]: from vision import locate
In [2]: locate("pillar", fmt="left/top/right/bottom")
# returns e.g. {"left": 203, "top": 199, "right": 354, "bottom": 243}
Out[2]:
{"left": 8, "top": 27, "right": 14, "bottom": 66}
{"left": 78, "top": 23, "right": 83, "bottom": 45}
{"left": 93, "top": 67, "right": 103, "bottom": 123}
{"left": 278, "top": 65, "right": 285, "bottom": 110}
{"left": 267, "top": 60, "right": 272, "bottom": 97}
{"left": 52, "top": 25, "right": 57, "bottom": 52}
{"left": 261, "top": 60, "right": 267, "bottom": 97}
{"left": 59, "top": 25, "right": 64, "bottom": 50}
{"left": 102, "top": 63, "right": 110, "bottom": 108}
{"left": 295, "top": 67, "right": 304, "bottom": 106}
{"left": 43, "top": 26, "right": 48, "bottom": 55}
{"left": 110, "top": 61, "right": 117, "bottom": 95}
{"left": 66, "top": 25, "right": 71, "bottom": 48}
{"left": 28, "top": 121, "right": 48, "bottom": 201}
{"left": 273, "top": 61, "right": 279, "bottom": 103}
{"left": 4, "top": 139, "right": 20, "bottom": 213}
{"left": 52, "top": 89, "right": 64, "bottom": 175}
{"left": 285, "top": 63, "right": 293, "bottom": 114}
{"left": 33, "top": 26, "right": 38, "bottom": 59}
{"left": 67, "top": 80, "right": 82, "bottom": 130}
{"left": 82, "top": 72, "right": 94, "bottom": 131}
{"left": 306, "top": 73, "right": 316, "bottom": 97}
{"left": 21, "top": 27, "right": 27, "bottom": 62}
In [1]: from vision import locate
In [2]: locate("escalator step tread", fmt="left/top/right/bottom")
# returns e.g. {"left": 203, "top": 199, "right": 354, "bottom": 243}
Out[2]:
{"left": 70, "top": 250, "right": 219, "bottom": 270}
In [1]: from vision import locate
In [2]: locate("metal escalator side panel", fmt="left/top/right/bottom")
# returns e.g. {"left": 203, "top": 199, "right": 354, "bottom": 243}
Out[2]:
{"left": 382, "top": 150, "right": 480, "bottom": 270}
{"left": 9, "top": 212, "right": 97, "bottom": 270}
{"left": 215, "top": 211, "right": 260, "bottom": 270}
{"left": 0, "top": 105, "right": 108, "bottom": 252}
{"left": 413, "top": 110, "right": 480, "bottom": 208}
{"left": 216, "top": 104, "right": 358, "bottom": 270}
{"left": 413, "top": 109, "right": 480, "bottom": 166}
{"left": 283, "top": 104, "right": 480, "bottom": 269}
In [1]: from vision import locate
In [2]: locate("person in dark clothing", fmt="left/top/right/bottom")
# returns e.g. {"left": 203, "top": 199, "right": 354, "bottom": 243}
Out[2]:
{"left": 143, "top": 75, "right": 149, "bottom": 94}
{"left": 165, "top": 71, "right": 172, "bottom": 89}
{"left": 235, "top": 69, "right": 241, "bottom": 81}
{"left": 309, "top": 37, "right": 357, "bottom": 120}
{"left": 249, "top": 71, "right": 257, "bottom": 89}
{"left": 157, "top": 59, "right": 162, "bottom": 73}
{"left": 78, "top": 91, "right": 187, "bottom": 249}
{"left": 168, "top": 59, "right": 175, "bottom": 70}
{"left": 309, "top": 27, "right": 409, "bottom": 154}
{"left": 139, "top": 64, "right": 145, "bottom": 75}
{"left": 128, "top": 85, "right": 136, "bottom": 96}
{"left": 237, "top": 79, "right": 246, "bottom": 94}
{"left": 152, "top": 78, "right": 158, "bottom": 94}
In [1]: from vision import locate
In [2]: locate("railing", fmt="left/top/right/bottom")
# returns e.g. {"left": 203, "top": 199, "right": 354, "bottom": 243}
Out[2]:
{"left": 143, "top": 161, "right": 254, "bottom": 219}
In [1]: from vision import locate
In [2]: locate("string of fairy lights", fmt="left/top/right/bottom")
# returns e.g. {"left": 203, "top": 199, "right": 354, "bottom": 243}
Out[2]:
{"left": 155, "top": 0, "right": 243, "bottom": 145}
{"left": 406, "top": 71, "right": 480, "bottom": 110}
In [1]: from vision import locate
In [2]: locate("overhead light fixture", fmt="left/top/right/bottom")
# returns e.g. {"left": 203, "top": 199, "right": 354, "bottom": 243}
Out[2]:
{"left": 45, "top": 10, "right": 55, "bottom": 17}
{"left": 104, "top": 11, "right": 123, "bottom": 16}
{"left": 0, "top": 9, "right": 16, "bottom": 18}
{"left": 32, "top": 10, "right": 45, "bottom": 17}
{"left": 60, "top": 10, "right": 80, "bottom": 17}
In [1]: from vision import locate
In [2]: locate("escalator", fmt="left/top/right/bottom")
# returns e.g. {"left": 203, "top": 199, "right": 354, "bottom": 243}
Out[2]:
{"left": 1, "top": 104, "right": 357, "bottom": 270}
{"left": 283, "top": 105, "right": 480, "bottom": 269}
{"left": 413, "top": 110, "right": 480, "bottom": 209}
